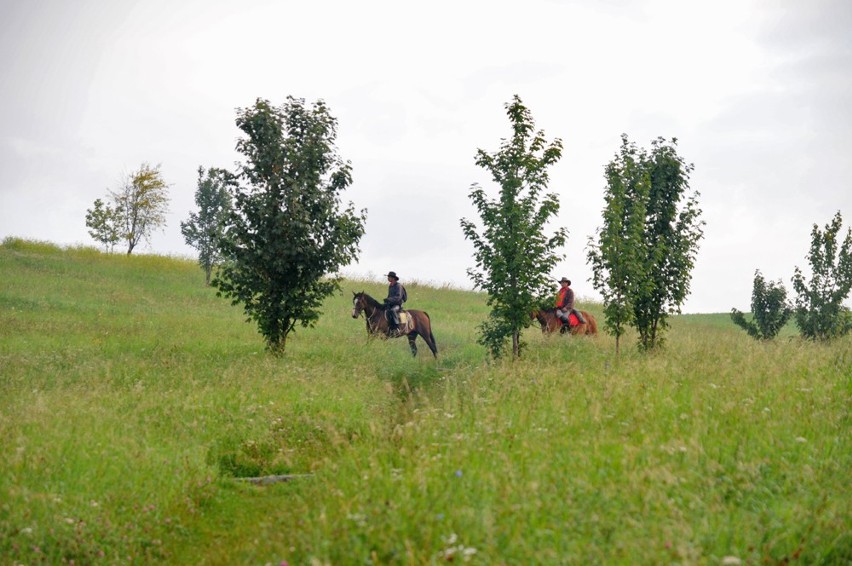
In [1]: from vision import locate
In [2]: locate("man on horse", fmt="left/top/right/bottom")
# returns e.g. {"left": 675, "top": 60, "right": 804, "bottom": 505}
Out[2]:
{"left": 556, "top": 277, "right": 585, "bottom": 328}
{"left": 384, "top": 271, "right": 406, "bottom": 336}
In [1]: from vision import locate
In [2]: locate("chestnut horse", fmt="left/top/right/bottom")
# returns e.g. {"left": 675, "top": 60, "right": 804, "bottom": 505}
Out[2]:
{"left": 352, "top": 292, "right": 438, "bottom": 357}
{"left": 532, "top": 308, "right": 598, "bottom": 336}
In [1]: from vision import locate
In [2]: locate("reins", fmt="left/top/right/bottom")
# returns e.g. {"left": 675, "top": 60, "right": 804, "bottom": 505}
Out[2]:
{"left": 356, "top": 294, "right": 386, "bottom": 333}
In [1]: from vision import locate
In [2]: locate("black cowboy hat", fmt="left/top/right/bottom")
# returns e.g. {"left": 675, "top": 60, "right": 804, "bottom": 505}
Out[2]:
{"left": 385, "top": 271, "right": 399, "bottom": 280}
{"left": 558, "top": 277, "right": 571, "bottom": 284}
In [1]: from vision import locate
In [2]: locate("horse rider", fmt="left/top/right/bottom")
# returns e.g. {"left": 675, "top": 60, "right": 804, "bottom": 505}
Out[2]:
{"left": 384, "top": 271, "right": 404, "bottom": 336}
{"left": 556, "top": 277, "right": 586, "bottom": 327}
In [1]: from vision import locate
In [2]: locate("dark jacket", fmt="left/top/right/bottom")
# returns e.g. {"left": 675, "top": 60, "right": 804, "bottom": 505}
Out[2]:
{"left": 385, "top": 281, "right": 403, "bottom": 307}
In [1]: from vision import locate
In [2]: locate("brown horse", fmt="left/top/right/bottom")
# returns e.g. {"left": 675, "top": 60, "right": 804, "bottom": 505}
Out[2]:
{"left": 532, "top": 308, "right": 598, "bottom": 336}
{"left": 352, "top": 292, "right": 438, "bottom": 357}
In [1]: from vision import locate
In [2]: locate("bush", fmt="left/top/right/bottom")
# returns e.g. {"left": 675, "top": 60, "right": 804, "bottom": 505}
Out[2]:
{"left": 731, "top": 270, "right": 792, "bottom": 340}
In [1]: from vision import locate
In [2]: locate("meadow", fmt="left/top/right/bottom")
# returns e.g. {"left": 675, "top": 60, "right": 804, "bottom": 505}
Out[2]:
{"left": 0, "top": 238, "right": 849, "bottom": 565}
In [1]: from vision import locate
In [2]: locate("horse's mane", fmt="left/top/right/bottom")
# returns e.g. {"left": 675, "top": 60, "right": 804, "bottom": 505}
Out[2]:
{"left": 532, "top": 307, "right": 558, "bottom": 317}
{"left": 357, "top": 292, "right": 384, "bottom": 309}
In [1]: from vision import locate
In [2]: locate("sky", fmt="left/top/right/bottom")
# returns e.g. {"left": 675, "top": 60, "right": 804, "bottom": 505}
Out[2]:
{"left": 2, "top": 0, "right": 850, "bottom": 313}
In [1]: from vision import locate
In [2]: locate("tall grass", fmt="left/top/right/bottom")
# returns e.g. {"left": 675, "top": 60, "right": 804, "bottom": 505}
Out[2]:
{"left": 1, "top": 238, "right": 849, "bottom": 564}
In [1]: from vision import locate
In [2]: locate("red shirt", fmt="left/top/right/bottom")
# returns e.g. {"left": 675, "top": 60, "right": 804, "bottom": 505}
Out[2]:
{"left": 556, "top": 287, "right": 574, "bottom": 310}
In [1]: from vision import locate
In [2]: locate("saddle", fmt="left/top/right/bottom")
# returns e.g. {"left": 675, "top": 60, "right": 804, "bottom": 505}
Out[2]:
{"left": 558, "top": 312, "right": 581, "bottom": 333}
{"left": 385, "top": 310, "right": 414, "bottom": 334}
{"left": 399, "top": 311, "right": 413, "bottom": 332}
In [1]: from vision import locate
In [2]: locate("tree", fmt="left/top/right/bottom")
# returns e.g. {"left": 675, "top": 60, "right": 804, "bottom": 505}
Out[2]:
{"left": 212, "top": 97, "right": 366, "bottom": 354}
{"left": 85, "top": 198, "right": 121, "bottom": 252}
{"left": 731, "top": 270, "right": 793, "bottom": 340}
{"left": 460, "top": 95, "right": 567, "bottom": 358}
{"left": 632, "top": 137, "right": 704, "bottom": 350}
{"left": 587, "top": 136, "right": 703, "bottom": 352}
{"left": 85, "top": 163, "right": 170, "bottom": 255}
{"left": 586, "top": 136, "right": 649, "bottom": 354}
{"left": 181, "top": 167, "right": 233, "bottom": 285}
{"left": 791, "top": 211, "right": 852, "bottom": 341}
{"left": 111, "top": 163, "right": 170, "bottom": 255}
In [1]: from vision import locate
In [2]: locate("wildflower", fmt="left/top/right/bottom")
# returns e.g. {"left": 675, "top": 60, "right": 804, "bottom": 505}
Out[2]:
{"left": 455, "top": 470, "right": 463, "bottom": 477}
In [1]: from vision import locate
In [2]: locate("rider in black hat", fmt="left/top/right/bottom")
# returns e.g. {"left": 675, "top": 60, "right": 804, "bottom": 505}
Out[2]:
{"left": 384, "top": 271, "right": 404, "bottom": 335}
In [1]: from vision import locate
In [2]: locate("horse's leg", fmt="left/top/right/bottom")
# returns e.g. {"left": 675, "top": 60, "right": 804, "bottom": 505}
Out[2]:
{"left": 407, "top": 333, "right": 418, "bottom": 357}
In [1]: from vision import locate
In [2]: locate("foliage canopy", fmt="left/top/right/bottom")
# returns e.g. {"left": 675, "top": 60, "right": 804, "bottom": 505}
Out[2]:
{"left": 730, "top": 270, "right": 792, "bottom": 340}
{"left": 85, "top": 163, "right": 170, "bottom": 255}
{"left": 460, "top": 95, "right": 567, "bottom": 358}
{"left": 791, "top": 210, "right": 852, "bottom": 340}
{"left": 213, "top": 97, "right": 366, "bottom": 354}
{"left": 588, "top": 135, "right": 704, "bottom": 351}
{"left": 181, "top": 167, "right": 233, "bottom": 285}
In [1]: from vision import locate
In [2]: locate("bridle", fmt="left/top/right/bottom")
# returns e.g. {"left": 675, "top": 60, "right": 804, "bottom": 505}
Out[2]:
{"left": 352, "top": 293, "right": 384, "bottom": 333}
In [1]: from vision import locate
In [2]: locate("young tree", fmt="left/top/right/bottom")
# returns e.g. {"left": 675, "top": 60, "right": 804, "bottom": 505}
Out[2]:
{"left": 587, "top": 136, "right": 649, "bottom": 354}
{"left": 730, "top": 270, "right": 793, "bottom": 340}
{"left": 84, "top": 198, "right": 121, "bottom": 252}
{"left": 181, "top": 167, "right": 233, "bottom": 285}
{"left": 86, "top": 163, "right": 170, "bottom": 255}
{"left": 460, "top": 95, "right": 567, "bottom": 358}
{"left": 213, "top": 97, "right": 366, "bottom": 354}
{"left": 587, "top": 136, "right": 703, "bottom": 352}
{"left": 791, "top": 211, "right": 852, "bottom": 341}
{"left": 632, "top": 137, "right": 704, "bottom": 350}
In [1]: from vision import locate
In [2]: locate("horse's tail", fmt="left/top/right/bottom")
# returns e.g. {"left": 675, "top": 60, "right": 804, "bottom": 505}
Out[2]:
{"left": 423, "top": 311, "right": 438, "bottom": 357}
{"left": 583, "top": 311, "right": 598, "bottom": 336}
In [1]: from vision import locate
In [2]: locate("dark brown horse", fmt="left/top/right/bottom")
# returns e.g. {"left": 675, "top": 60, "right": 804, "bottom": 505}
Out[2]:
{"left": 352, "top": 292, "right": 438, "bottom": 357}
{"left": 532, "top": 308, "right": 598, "bottom": 336}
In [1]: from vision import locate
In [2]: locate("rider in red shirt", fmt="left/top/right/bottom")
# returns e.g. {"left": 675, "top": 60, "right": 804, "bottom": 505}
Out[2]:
{"left": 555, "top": 277, "right": 586, "bottom": 326}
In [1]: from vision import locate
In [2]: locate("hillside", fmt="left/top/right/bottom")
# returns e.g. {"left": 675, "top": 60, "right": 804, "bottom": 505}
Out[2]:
{"left": 1, "top": 239, "right": 849, "bottom": 564}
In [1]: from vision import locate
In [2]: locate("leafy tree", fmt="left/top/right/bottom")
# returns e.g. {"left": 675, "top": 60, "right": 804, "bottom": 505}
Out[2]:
{"left": 460, "top": 95, "right": 567, "bottom": 358}
{"left": 587, "top": 136, "right": 704, "bottom": 352}
{"left": 181, "top": 167, "right": 234, "bottom": 285}
{"left": 632, "top": 137, "right": 704, "bottom": 350}
{"left": 86, "top": 163, "right": 170, "bottom": 255}
{"left": 730, "top": 270, "right": 792, "bottom": 340}
{"left": 213, "top": 97, "right": 366, "bottom": 354}
{"left": 85, "top": 198, "right": 121, "bottom": 252}
{"left": 791, "top": 211, "right": 852, "bottom": 340}
{"left": 587, "top": 136, "right": 649, "bottom": 354}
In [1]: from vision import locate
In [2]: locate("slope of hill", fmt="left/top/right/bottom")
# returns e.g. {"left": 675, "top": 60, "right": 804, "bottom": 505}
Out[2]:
{"left": 1, "top": 239, "right": 849, "bottom": 564}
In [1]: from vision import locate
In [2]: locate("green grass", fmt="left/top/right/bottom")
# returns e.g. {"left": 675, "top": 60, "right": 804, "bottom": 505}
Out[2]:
{"left": 1, "top": 238, "right": 849, "bottom": 565}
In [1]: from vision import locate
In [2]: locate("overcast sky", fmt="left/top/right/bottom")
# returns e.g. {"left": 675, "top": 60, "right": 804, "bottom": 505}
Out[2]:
{"left": 2, "top": 0, "right": 850, "bottom": 313}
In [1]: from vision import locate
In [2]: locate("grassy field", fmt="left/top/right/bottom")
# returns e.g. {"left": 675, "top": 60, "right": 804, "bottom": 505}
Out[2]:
{"left": 1, "top": 238, "right": 849, "bottom": 565}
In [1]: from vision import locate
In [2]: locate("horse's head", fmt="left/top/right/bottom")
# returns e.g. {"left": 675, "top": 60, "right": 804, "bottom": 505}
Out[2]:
{"left": 352, "top": 291, "right": 365, "bottom": 319}
{"left": 531, "top": 308, "right": 554, "bottom": 332}
{"left": 530, "top": 309, "right": 547, "bottom": 325}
